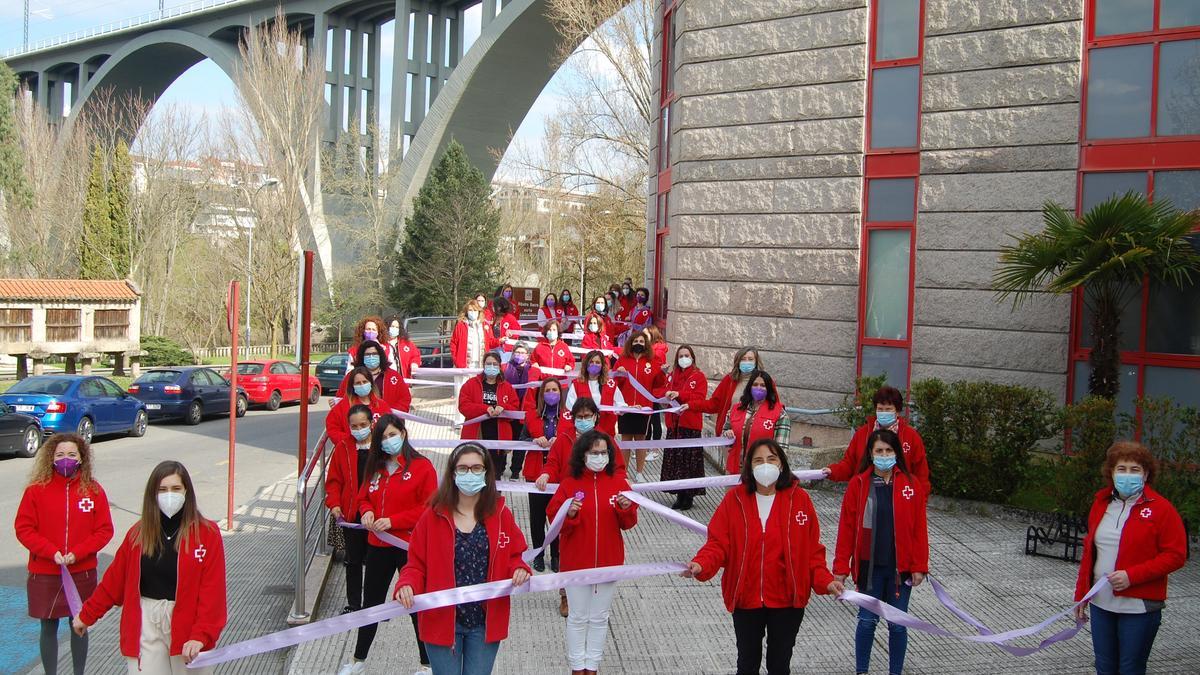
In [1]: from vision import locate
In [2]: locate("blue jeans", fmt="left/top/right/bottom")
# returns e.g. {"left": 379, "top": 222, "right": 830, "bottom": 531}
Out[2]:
{"left": 854, "top": 565, "right": 911, "bottom": 674}
{"left": 1090, "top": 605, "right": 1162, "bottom": 675}
{"left": 424, "top": 624, "right": 500, "bottom": 675}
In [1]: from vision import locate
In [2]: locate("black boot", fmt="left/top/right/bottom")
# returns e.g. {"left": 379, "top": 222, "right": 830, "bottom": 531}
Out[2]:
{"left": 669, "top": 493, "right": 684, "bottom": 510}
{"left": 532, "top": 552, "right": 545, "bottom": 572}
{"left": 550, "top": 551, "right": 560, "bottom": 572}
{"left": 677, "top": 494, "right": 694, "bottom": 511}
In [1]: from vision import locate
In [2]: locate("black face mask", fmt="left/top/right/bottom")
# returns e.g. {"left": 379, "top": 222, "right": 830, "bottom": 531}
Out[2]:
{"left": 632, "top": 343, "right": 646, "bottom": 354}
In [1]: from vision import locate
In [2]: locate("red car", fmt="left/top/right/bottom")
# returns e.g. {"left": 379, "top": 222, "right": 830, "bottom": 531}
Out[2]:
{"left": 233, "top": 360, "right": 321, "bottom": 410}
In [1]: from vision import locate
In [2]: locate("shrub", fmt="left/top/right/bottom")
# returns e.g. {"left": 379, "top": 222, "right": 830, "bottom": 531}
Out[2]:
{"left": 1051, "top": 396, "right": 1119, "bottom": 517}
{"left": 835, "top": 374, "right": 888, "bottom": 431}
{"left": 910, "top": 378, "right": 1058, "bottom": 503}
{"left": 1125, "top": 397, "right": 1200, "bottom": 529}
{"left": 140, "top": 335, "right": 195, "bottom": 367}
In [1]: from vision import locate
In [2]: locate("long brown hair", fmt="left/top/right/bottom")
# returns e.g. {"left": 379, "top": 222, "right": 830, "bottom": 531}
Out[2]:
{"left": 430, "top": 443, "right": 498, "bottom": 522}
{"left": 536, "top": 377, "right": 563, "bottom": 418}
{"left": 581, "top": 349, "right": 608, "bottom": 381}
{"left": 28, "top": 433, "right": 97, "bottom": 494}
{"left": 352, "top": 315, "right": 386, "bottom": 348}
{"left": 138, "top": 461, "right": 204, "bottom": 557}
{"left": 363, "top": 414, "right": 421, "bottom": 479}
{"left": 620, "top": 329, "right": 649, "bottom": 359}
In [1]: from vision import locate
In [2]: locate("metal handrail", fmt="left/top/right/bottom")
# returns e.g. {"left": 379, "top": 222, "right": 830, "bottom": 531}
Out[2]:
{"left": 290, "top": 430, "right": 330, "bottom": 625}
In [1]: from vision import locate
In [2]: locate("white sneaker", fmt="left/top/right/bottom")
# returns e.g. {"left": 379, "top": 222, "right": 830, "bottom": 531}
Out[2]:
{"left": 646, "top": 451, "right": 661, "bottom": 462}
{"left": 337, "top": 662, "right": 367, "bottom": 675}
{"left": 414, "top": 668, "right": 432, "bottom": 675}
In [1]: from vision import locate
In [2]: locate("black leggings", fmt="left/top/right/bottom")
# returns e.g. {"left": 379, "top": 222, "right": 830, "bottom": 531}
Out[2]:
{"left": 343, "top": 526, "right": 368, "bottom": 609}
{"left": 354, "top": 545, "right": 427, "bottom": 664}
{"left": 527, "top": 492, "right": 560, "bottom": 559}
{"left": 40, "top": 618, "right": 88, "bottom": 675}
{"left": 732, "top": 607, "right": 805, "bottom": 675}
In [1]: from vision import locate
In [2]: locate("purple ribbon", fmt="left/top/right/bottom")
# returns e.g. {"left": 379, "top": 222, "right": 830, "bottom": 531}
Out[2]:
{"left": 618, "top": 436, "right": 733, "bottom": 451}
{"left": 495, "top": 469, "right": 826, "bottom": 496}
{"left": 620, "top": 491, "right": 708, "bottom": 536}
{"left": 457, "top": 410, "right": 526, "bottom": 427}
{"left": 329, "top": 397, "right": 456, "bottom": 427}
{"left": 521, "top": 499, "right": 573, "bottom": 564}
{"left": 187, "top": 562, "right": 686, "bottom": 669}
{"left": 600, "top": 403, "right": 686, "bottom": 415}
{"left": 60, "top": 564, "right": 82, "bottom": 616}
{"left": 412, "top": 366, "right": 482, "bottom": 377}
{"left": 410, "top": 438, "right": 545, "bottom": 451}
{"left": 338, "top": 519, "right": 410, "bottom": 550}
{"left": 612, "top": 370, "right": 673, "bottom": 405}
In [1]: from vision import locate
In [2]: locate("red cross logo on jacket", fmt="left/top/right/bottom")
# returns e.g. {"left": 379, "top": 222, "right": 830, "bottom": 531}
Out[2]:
{"left": 194, "top": 545, "right": 207, "bottom": 562}
{"left": 608, "top": 495, "right": 619, "bottom": 507}
{"left": 689, "top": 381, "right": 697, "bottom": 389}
{"left": 368, "top": 478, "right": 380, "bottom": 493}
{"left": 557, "top": 349, "right": 565, "bottom": 359}
{"left": 390, "top": 375, "right": 399, "bottom": 386}
{"left": 1141, "top": 507, "right": 1153, "bottom": 519}
{"left": 403, "top": 345, "right": 411, "bottom": 353}
{"left": 497, "top": 532, "right": 510, "bottom": 549}
{"left": 902, "top": 486, "right": 914, "bottom": 500}
{"left": 78, "top": 498, "right": 94, "bottom": 513}
{"left": 762, "top": 419, "right": 774, "bottom": 431}
{"left": 402, "top": 472, "right": 412, "bottom": 481}
{"left": 902, "top": 442, "right": 912, "bottom": 454}
{"left": 795, "top": 511, "right": 808, "bottom": 526}
{"left": 643, "top": 363, "right": 652, "bottom": 375}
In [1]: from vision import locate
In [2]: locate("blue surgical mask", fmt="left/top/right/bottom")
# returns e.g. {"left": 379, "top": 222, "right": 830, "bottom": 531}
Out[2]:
{"left": 595, "top": 302, "right": 605, "bottom": 312}
{"left": 455, "top": 472, "right": 487, "bottom": 495}
{"left": 1114, "top": 473, "right": 1145, "bottom": 499}
{"left": 873, "top": 455, "right": 897, "bottom": 472}
{"left": 363, "top": 354, "right": 381, "bottom": 370}
{"left": 381, "top": 434, "right": 405, "bottom": 456}
{"left": 388, "top": 326, "right": 400, "bottom": 338}
{"left": 353, "top": 382, "right": 372, "bottom": 397}
{"left": 483, "top": 364, "right": 501, "bottom": 378}
{"left": 876, "top": 411, "right": 898, "bottom": 427}
{"left": 574, "top": 417, "right": 596, "bottom": 433}
{"left": 739, "top": 361, "right": 755, "bottom": 375}
{"left": 350, "top": 427, "right": 371, "bottom": 442}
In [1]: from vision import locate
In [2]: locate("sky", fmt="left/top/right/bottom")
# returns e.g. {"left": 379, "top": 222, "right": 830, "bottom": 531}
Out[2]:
{"left": 0, "top": 0, "right": 569, "bottom": 168}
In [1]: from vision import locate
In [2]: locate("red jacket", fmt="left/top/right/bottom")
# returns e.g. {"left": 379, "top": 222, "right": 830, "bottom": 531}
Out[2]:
{"left": 569, "top": 377, "right": 620, "bottom": 435}
{"left": 325, "top": 394, "right": 391, "bottom": 450}
{"left": 520, "top": 399, "right": 561, "bottom": 481}
{"left": 336, "top": 367, "right": 412, "bottom": 413}
{"left": 692, "top": 485, "right": 834, "bottom": 612}
{"left": 833, "top": 469, "right": 930, "bottom": 580}
{"left": 727, "top": 401, "right": 785, "bottom": 474}
{"left": 692, "top": 374, "right": 744, "bottom": 441}
{"left": 581, "top": 327, "right": 614, "bottom": 353}
{"left": 531, "top": 340, "right": 576, "bottom": 372}
{"left": 79, "top": 521, "right": 226, "bottom": 658}
{"left": 15, "top": 474, "right": 114, "bottom": 575}
{"left": 497, "top": 313, "right": 522, "bottom": 351}
{"left": 827, "top": 417, "right": 930, "bottom": 495}
{"left": 395, "top": 499, "right": 530, "bottom": 647}
{"left": 538, "top": 306, "right": 565, "bottom": 325}
{"left": 325, "top": 438, "right": 368, "bottom": 519}
{"left": 539, "top": 425, "right": 627, "bottom": 483}
{"left": 548, "top": 469, "right": 638, "bottom": 571}
{"left": 614, "top": 355, "right": 666, "bottom": 408}
{"left": 356, "top": 456, "right": 438, "bottom": 547}
{"left": 389, "top": 339, "right": 422, "bottom": 380}
{"left": 449, "top": 320, "right": 498, "bottom": 368}
{"left": 458, "top": 375, "right": 519, "bottom": 441}
{"left": 561, "top": 301, "right": 581, "bottom": 329}
{"left": 665, "top": 365, "right": 707, "bottom": 432}
{"left": 1075, "top": 487, "right": 1187, "bottom": 602}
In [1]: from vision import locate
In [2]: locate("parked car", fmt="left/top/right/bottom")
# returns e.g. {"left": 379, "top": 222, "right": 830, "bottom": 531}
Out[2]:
{"left": 404, "top": 316, "right": 455, "bottom": 368}
{"left": 316, "top": 353, "right": 350, "bottom": 394}
{"left": 0, "top": 375, "right": 147, "bottom": 444}
{"left": 0, "top": 401, "right": 43, "bottom": 457}
{"left": 129, "top": 367, "right": 248, "bottom": 425}
{"left": 235, "top": 359, "right": 321, "bottom": 410}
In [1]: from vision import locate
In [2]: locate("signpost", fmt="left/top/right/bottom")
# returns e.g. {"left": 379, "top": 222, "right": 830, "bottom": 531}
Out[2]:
{"left": 225, "top": 280, "right": 239, "bottom": 531}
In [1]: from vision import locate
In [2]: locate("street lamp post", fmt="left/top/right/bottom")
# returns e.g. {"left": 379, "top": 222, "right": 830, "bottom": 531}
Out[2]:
{"left": 237, "top": 177, "right": 279, "bottom": 351}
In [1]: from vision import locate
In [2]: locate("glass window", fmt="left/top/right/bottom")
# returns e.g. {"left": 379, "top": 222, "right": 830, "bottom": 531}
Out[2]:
{"left": 1161, "top": 0, "right": 1200, "bottom": 29}
{"left": 1147, "top": 236, "right": 1200, "bottom": 355}
{"left": 864, "top": 229, "right": 912, "bottom": 340}
{"left": 1081, "top": 171, "right": 1147, "bottom": 211}
{"left": 1094, "top": 0, "right": 1154, "bottom": 37}
{"left": 658, "top": 104, "right": 671, "bottom": 172}
{"left": 1155, "top": 170, "right": 1200, "bottom": 211}
{"left": 81, "top": 379, "right": 105, "bottom": 398}
{"left": 1086, "top": 45, "right": 1153, "bottom": 139}
{"left": 866, "top": 178, "right": 916, "bottom": 221}
{"left": 100, "top": 379, "right": 124, "bottom": 397}
{"left": 1072, "top": 361, "right": 1138, "bottom": 418}
{"left": 1144, "top": 365, "right": 1200, "bottom": 411}
{"left": 281, "top": 362, "right": 301, "bottom": 374}
{"left": 1081, "top": 283, "right": 1143, "bottom": 351}
{"left": 861, "top": 345, "right": 909, "bottom": 388}
{"left": 876, "top": 0, "right": 920, "bottom": 61}
{"left": 1157, "top": 39, "right": 1200, "bottom": 136}
{"left": 870, "top": 66, "right": 919, "bottom": 149}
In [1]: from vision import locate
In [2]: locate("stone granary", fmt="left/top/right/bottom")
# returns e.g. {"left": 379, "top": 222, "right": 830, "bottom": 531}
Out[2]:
{"left": 0, "top": 279, "right": 143, "bottom": 379}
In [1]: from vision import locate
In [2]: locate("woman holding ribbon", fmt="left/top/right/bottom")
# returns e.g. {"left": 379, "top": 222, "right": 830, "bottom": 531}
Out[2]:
{"left": 386, "top": 315, "right": 423, "bottom": 380}
{"left": 537, "top": 292, "right": 564, "bottom": 326}
{"left": 450, "top": 299, "right": 497, "bottom": 371}
{"left": 565, "top": 350, "right": 625, "bottom": 436}
{"left": 491, "top": 297, "right": 522, "bottom": 353}
{"left": 346, "top": 315, "right": 392, "bottom": 373}
{"left": 660, "top": 344, "right": 707, "bottom": 511}
{"left": 1073, "top": 441, "right": 1186, "bottom": 675}
{"left": 337, "top": 339, "right": 412, "bottom": 414}
{"left": 16, "top": 433, "right": 113, "bottom": 675}
{"left": 326, "top": 367, "right": 392, "bottom": 451}
{"left": 459, "top": 351, "right": 519, "bottom": 477}
{"left": 693, "top": 347, "right": 763, "bottom": 443}
{"left": 502, "top": 343, "right": 541, "bottom": 479}
{"left": 614, "top": 331, "right": 666, "bottom": 483}
{"left": 531, "top": 319, "right": 575, "bottom": 373}
{"left": 684, "top": 438, "right": 842, "bottom": 675}
{"left": 325, "top": 404, "right": 376, "bottom": 614}
{"left": 832, "top": 428, "right": 929, "bottom": 675}
{"left": 823, "top": 385, "right": 929, "bottom": 495}
{"left": 548, "top": 430, "right": 638, "bottom": 675}
{"left": 395, "top": 443, "right": 531, "bottom": 675}
{"left": 560, "top": 288, "right": 581, "bottom": 333}
{"left": 580, "top": 307, "right": 615, "bottom": 355}
{"left": 340, "top": 415, "right": 436, "bottom": 675}
{"left": 520, "top": 379, "right": 565, "bottom": 571}
{"left": 724, "top": 370, "right": 788, "bottom": 474}
{"left": 73, "top": 461, "right": 226, "bottom": 674}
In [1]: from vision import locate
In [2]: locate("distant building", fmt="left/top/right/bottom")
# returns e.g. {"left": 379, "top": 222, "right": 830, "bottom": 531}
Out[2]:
{"left": 131, "top": 155, "right": 272, "bottom": 241}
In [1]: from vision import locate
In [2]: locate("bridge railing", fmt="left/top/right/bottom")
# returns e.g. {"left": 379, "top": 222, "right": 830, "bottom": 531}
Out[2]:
{"left": 289, "top": 430, "right": 331, "bottom": 624}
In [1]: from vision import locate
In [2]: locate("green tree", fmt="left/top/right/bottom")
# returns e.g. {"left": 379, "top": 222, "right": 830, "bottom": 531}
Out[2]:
{"left": 0, "top": 63, "right": 31, "bottom": 209}
{"left": 391, "top": 140, "right": 500, "bottom": 315}
{"left": 80, "top": 146, "right": 111, "bottom": 280}
{"left": 993, "top": 193, "right": 1200, "bottom": 399}
{"left": 107, "top": 139, "right": 132, "bottom": 278}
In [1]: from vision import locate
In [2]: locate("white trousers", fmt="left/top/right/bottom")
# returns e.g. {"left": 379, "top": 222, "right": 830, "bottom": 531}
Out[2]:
{"left": 564, "top": 582, "right": 617, "bottom": 670}
{"left": 125, "top": 597, "right": 213, "bottom": 675}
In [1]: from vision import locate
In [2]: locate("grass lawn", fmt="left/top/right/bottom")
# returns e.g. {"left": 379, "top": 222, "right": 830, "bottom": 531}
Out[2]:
{"left": 199, "top": 352, "right": 336, "bottom": 367}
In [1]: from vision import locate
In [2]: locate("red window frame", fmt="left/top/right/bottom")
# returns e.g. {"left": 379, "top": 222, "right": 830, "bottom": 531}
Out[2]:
{"left": 1067, "top": 0, "right": 1200, "bottom": 413}
{"left": 652, "top": 0, "right": 680, "bottom": 331}
{"left": 856, "top": 0, "right": 925, "bottom": 389}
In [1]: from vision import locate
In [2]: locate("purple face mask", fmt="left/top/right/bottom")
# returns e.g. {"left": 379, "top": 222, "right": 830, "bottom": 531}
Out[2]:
{"left": 546, "top": 297, "right": 556, "bottom": 307}
{"left": 363, "top": 330, "right": 378, "bottom": 342}
{"left": 751, "top": 385, "right": 768, "bottom": 402}
{"left": 53, "top": 457, "right": 81, "bottom": 478}
{"left": 503, "top": 289, "right": 513, "bottom": 299}
{"left": 513, "top": 352, "right": 528, "bottom": 365}
{"left": 544, "top": 390, "right": 561, "bottom": 406}
{"left": 587, "top": 363, "right": 603, "bottom": 377}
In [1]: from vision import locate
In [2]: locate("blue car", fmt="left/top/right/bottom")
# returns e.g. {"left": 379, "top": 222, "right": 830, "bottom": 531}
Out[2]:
{"left": 130, "top": 367, "right": 248, "bottom": 425}
{"left": 315, "top": 353, "right": 349, "bottom": 394}
{"left": 0, "top": 375, "right": 147, "bottom": 444}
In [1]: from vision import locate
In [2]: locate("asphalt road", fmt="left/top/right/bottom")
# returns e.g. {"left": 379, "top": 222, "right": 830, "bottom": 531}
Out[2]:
{"left": 0, "top": 397, "right": 331, "bottom": 675}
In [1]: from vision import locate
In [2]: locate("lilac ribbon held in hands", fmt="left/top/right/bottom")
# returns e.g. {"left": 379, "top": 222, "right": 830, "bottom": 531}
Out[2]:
{"left": 60, "top": 564, "right": 82, "bottom": 616}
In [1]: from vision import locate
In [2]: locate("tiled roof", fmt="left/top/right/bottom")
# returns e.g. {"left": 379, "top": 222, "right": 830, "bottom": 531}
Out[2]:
{"left": 0, "top": 279, "right": 140, "bottom": 301}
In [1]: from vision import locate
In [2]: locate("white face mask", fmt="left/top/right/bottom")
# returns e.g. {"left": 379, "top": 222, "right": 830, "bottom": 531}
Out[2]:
{"left": 678, "top": 356, "right": 693, "bottom": 369}
{"left": 585, "top": 454, "right": 609, "bottom": 472}
{"left": 546, "top": 330, "right": 559, "bottom": 341}
{"left": 752, "top": 463, "right": 781, "bottom": 488}
{"left": 158, "top": 491, "right": 186, "bottom": 518}
{"left": 467, "top": 310, "right": 479, "bottom": 321}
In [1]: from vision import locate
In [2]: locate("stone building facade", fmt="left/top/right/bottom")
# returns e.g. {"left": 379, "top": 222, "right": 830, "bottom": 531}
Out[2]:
{"left": 647, "top": 0, "right": 1200, "bottom": 418}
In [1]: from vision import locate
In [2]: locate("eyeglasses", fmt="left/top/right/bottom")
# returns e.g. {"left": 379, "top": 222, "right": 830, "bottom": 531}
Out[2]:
{"left": 585, "top": 452, "right": 608, "bottom": 458}
{"left": 454, "top": 465, "right": 486, "bottom": 476}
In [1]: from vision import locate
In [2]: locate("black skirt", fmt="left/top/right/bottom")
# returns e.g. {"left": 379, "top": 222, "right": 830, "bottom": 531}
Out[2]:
{"left": 618, "top": 413, "right": 650, "bottom": 436}
{"left": 660, "top": 427, "right": 706, "bottom": 496}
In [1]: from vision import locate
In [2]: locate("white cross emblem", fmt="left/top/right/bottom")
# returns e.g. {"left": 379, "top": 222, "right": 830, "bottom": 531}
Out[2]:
{"left": 609, "top": 495, "right": 619, "bottom": 507}
{"left": 403, "top": 345, "right": 411, "bottom": 353}
{"left": 194, "top": 545, "right": 207, "bottom": 562}
{"left": 902, "top": 486, "right": 914, "bottom": 500}
{"left": 372, "top": 413, "right": 382, "bottom": 422}
{"left": 643, "top": 364, "right": 652, "bottom": 375}
{"left": 78, "top": 498, "right": 94, "bottom": 513}
{"left": 402, "top": 472, "right": 412, "bottom": 481}
{"left": 497, "top": 532, "right": 510, "bottom": 548}
{"left": 605, "top": 379, "right": 615, "bottom": 389}
{"left": 563, "top": 411, "right": 573, "bottom": 420}
{"left": 389, "top": 375, "right": 399, "bottom": 386}
{"left": 795, "top": 511, "right": 808, "bottom": 526}
{"left": 1140, "top": 508, "right": 1152, "bottom": 519}
{"left": 689, "top": 381, "right": 697, "bottom": 389}
{"left": 762, "top": 419, "right": 774, "bottom": 431}
{"left": 368, "top": 478, "right": 380, "bottom": 493}
{"left": 557, "top": 349, "right": 565, "bottom": 359}
{"left": 902, "top": 442, "right": 911, "bottom": 454}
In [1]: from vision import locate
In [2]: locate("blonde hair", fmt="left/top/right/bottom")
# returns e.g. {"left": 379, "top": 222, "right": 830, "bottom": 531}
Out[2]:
{"left": 29, "top": 433, "right": 98, "bottom": 494}
{"left": 459, "top": 298, "right": 483, "bottom": 322}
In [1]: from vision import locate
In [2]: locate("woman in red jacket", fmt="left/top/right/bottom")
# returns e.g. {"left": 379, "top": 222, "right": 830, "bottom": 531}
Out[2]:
{"left": 395, "top": 443, "right": 531, "bottom": 675}
{"left": 531, "top": 320, "right": 575, "bottom": 373}
{"left": 559, "top": 288, "right": 581, "bottom": 332}
{"left": 459, "top": 352, "right": 519, "bottom": 477}
{"left": 450, "top": 298, "right": 497, "bottom": 370}
{"left": 337, "top": 340, "right": 412, "bottom": 413}
{"left": 492, "top": 297, "right": 522, "bottom": 353}
{"left": 326, "top": 367, "right": 392, "bottom": 450}
{"left": 659, "top": 344, "right": 707, "bottom": 511}
{"left": 520, "top": 378, "right": 563, "bottom": 572}
{"left": 73, "top": 461, "right": 226, "bottom": 674}
{"left": 580, "top": 310, "right": 614, "bottom": 355}
{"left": 345, "top": 315, "right": 392, "bottom": 374}
{"left": 502, "top": 342, "right": 541, "bottom": 479}
{"left": 325, "top": 404, "right": 376, "bottom": 614}
{"left": 822, "top": 385, "right": 930, "bottom": 496}
{"left": 684, "top": 439, "right": 842, "bottom": 675}
{"left": 16, "top": 433, "right": 113, "bottom": 675}
{"left": 341, "top": 415, "right": 437, "bottom": 675}
{"left": 547, "top": 431, "right": 638, "bottom": 675}
{"left": 537, "top": 292, "right": 564, "bottom": 326}
{"left": 724, "top": 370, "right": 789, "bottom": 475}
{"left": 1073, "top": 441, "right": 1187, "bottom": 675}
{"left": 565, "top": 350, "right": 625, "bottom": 436}
{"left": 613, "top": 331, "right": 665, "bottom": 482}
{"left": 692, "top": 346, "right": 762, "bottom": 440}
{"left": 832, "top": 428, "right": 929, "bottom": 675}
{"left": 386, "top": 315, "right": 422, "bottom": 380}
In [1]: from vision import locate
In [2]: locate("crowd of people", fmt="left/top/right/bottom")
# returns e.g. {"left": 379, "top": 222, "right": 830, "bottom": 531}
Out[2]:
{"left": 12, "top": 277, "right": 1190, "bottom": 675}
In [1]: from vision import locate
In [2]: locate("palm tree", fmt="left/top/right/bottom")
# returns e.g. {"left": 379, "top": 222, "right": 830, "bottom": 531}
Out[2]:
{"left": 993, "top": 193, "right": 1200, "bottom": 399}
